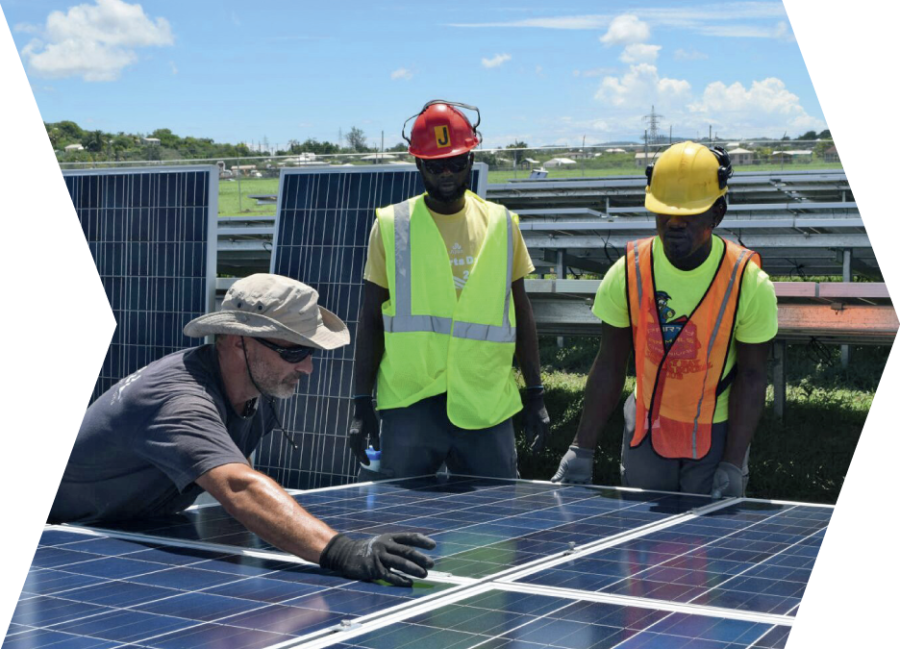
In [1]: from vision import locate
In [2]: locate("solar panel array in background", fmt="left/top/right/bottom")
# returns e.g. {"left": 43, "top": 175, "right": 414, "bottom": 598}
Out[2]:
{"left": 64, "top": 167, "right": 217, "bottom": 403}
{"left": 263, "top": 165, "right": 487, "bottom": 490}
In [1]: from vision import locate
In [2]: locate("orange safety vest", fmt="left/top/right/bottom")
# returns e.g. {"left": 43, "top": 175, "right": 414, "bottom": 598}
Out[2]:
{"left": 625, "top": 236, "right": 760, "bottom": 460}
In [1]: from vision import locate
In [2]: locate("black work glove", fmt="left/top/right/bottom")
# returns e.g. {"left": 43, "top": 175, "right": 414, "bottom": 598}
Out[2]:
{"left": 319, "top": 532, "right": 436, "bottom": 587}
{"left": 523, "top": 387, "right": 551, "bottom": 452}
{"left": 348, "top": 396, "right": 379, "bottom": 465}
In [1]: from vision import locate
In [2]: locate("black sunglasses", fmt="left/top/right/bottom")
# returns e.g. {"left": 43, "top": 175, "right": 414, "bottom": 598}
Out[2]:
{"left": 423, "top": 155, "right": 469, "bottom": 175}
{"left": 253, "top": 337, "right": 316, "bottom": 363}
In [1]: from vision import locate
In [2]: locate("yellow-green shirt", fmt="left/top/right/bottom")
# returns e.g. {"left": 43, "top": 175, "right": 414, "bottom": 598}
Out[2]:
{"left": 592, "top": 236, "right": 778, "bottom": 422}
{"left": 364, "top": 195, "right": 535, "bottom": 297}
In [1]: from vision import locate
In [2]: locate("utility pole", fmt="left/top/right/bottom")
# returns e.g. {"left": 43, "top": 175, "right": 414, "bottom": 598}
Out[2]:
{"left": 642, "top": 106, "right": 663, "bottom": 145}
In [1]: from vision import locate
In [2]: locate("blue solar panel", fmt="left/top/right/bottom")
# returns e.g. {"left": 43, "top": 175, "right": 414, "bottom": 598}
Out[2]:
{"left": 9, "top": 527, "right": 453, "bottom": 648}
{"left": 85, "top": 477, "right": 710, "bottom": 579}
{"left": 324, "top": 588, "right": 793, "bottom": 649}
{"left": 262, "top": 164, "right": 488, "bottom": 490}
{"left": 63, "top": 167, "right": 217, "bottom": 402}
{"left": 513, "top": 500, "right": 831, "bottom": 616}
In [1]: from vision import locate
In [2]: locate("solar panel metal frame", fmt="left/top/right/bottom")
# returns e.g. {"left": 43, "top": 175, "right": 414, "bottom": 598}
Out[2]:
{"left": 63, "top": 165, "right": 219, "bottom": 400}
{"left": 254, "top": 163, "right": 487, "bottom": 490}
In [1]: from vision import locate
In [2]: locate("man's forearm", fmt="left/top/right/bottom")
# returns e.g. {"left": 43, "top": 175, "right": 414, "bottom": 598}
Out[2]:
{"left": 513, "top": 287, "right": 542, "bottom": 387}
{"left": 574, "top": 361, "right": 626, "bottom": 450}
{"left": 355, "top": 282, "right": 387, "bottom": 395}
{"left": 724, "top": 368, "right": 767, "bottom": 466}
{"left": 201, "top": 466, "right": 337, "bottom": 564}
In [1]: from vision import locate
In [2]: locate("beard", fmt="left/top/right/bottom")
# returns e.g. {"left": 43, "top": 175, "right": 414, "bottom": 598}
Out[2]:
{"left": 422, "top": 173, "right": 469, "bottom": 204}
{"left": 247, "top": 350, "right": 302, "bottom": 399}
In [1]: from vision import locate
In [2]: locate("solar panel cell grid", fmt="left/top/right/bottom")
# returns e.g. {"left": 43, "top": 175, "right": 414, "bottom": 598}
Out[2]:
{"left": 11, "top": 528, "right": 453, "bottom": 649}
{"left": 89, "top": 477, "right": 710, "bottom": 580}
{"left": 64, "top": 168, "right": 215, "bottom": 402}
{"left": 325, "top": 589, "right": 791, "bottom": 649}
{"left": 515, "top": 500, "right": 831, "bottom": 616}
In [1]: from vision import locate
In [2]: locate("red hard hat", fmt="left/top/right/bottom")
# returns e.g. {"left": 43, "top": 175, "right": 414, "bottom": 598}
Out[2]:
{"left": 403, "top": 100, "right": 481, "bottom": 159}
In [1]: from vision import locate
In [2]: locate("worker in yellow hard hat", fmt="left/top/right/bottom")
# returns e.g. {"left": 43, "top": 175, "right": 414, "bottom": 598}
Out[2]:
{"left": 348, "top": 100, "right": 550, "bottom": 480}
{"left": 551, "top": 141, "right": 778, "bottom": 498}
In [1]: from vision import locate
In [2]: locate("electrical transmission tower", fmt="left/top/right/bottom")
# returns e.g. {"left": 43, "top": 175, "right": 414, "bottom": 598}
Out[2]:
{"left": 643, "top": 105, "right": 664, "bottom": 145}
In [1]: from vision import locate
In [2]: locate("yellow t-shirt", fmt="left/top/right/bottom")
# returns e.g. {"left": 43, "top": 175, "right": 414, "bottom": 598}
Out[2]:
{"left": 592, "top": 236, "right": 778, "bottom": 423}
{"left": 364, "top": 195, "right": 535, "bottom": 296}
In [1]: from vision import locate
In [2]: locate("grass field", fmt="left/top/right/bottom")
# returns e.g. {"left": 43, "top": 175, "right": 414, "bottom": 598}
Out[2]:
{"left": 512, "top": 337, "right": 885, "bottom": 505}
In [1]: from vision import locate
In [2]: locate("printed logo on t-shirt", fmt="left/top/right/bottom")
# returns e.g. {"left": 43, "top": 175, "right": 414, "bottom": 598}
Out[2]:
{"left": 449, "top": 242, "right": 476, "bottom": 289}
{"left": 110, "top": 368, "right": 144, "bottom": 405}
{"left": 648, "top": 290, "right": 704, "bottom": 379}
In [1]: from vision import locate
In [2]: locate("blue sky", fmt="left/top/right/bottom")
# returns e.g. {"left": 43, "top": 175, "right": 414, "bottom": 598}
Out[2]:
{"left": 5, "top": 0, "right": 827, "bottom": 149}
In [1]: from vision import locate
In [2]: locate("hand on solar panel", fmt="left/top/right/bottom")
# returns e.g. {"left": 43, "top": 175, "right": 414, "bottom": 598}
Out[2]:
{"left": 318, "top": 532, "right": 437, "bottom": 587}
{"left": 711, "top": 461, "right": 744, "bottom": 499}
{"left": 349, "top": 396, "right": 380, "bottom": 465}
{"left": 523, "top": 387, "right": 551, "bottom": 451}
{"left": 550, "top": 445, "right": 595, "bottom": 484}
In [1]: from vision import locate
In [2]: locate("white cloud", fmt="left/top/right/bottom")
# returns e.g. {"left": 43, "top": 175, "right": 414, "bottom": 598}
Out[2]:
{"left": 169, "top": 60, "right": 178, "bottom": 75}
{"left": 674, "top": 48, "right": 708, "bottom": 61}
{"left": 596, "top": 63, "right": 691, "bottom": 108}
{"left": 620, "top": 43, "right": 661, "bottom": 64}
{"left": 573, "top": 66, "right": 618, "bottom": 78}
{"left": 600, "top": 15, "right": 650, "bottom": 46}
{"left": 689, "top": 77, "right": 824, "bottom": 132}
{"left": 391, "top": 67, "right": 413, "bottom": 80}
{"left": 19, "top": 0, "right": 174, "bottom": 82}
{"left": 449, "top": 3, "right": 792, "bottom": 41}
{"left": 482, "top": 53, "right": 512, "bottom": 68}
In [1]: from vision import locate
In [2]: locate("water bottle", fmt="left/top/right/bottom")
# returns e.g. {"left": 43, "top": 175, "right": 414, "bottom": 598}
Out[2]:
{"left": 364, "top": 446, "right": 381, "bottom": 473}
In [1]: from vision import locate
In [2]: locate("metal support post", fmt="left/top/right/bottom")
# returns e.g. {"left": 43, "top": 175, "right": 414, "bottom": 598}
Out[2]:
{"left": 773, "top": 340, "right": 786, "bottom": 421}
{"left": 557, "top": 250, "right": 566, "bottom": 349}
{"left": 841, "top": 249, "right": 852, "bottom": 368}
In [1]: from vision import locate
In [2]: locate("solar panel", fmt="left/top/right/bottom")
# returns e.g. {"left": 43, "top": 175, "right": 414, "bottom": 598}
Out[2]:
{"left": 64, "top": 166, "right": 218, "bottom": 402}
{"left": 307, "top": 587, "right": 793, "bottom": 649}
{"left": 10, "top": 479, "right": 832, "bottom": 649}
{"left": 11, "top": 526, "right": 454, "bottom": 648}
{"left": 260, "top": 164, "right": 488, "bottom": 490}
{"left": 85, "top": 477, "right": 712, "bottom": 579}
{"left": 509, "top": 499, "right": 832, "bottom": 616}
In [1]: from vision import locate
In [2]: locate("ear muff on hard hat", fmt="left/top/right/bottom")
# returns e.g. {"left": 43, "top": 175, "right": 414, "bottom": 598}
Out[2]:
{"left": 645, "top": 142, "right": 733, "bottom": 216}
{"left": 402, "top": 100, "right": 481, "bottom": 159}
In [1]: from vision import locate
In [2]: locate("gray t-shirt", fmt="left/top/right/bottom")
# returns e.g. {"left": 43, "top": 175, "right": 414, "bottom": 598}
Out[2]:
{"left": 51, "top": 344, "right": 273, "bottom": 523}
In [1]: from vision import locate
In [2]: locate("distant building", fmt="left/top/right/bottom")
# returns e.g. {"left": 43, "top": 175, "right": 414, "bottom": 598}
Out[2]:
{"left": 634, "top": 151, "right": 656, "bottom": 167}
{"left": 771, "top": 150, "right": 814, "bottom": 164}
{"left": 64, "top": 143, "right": 84, "bottom": 152}
{"left": 142, "top": 137, "right": 161, "bottom": 146}
{"left": 824, "top": 145, "right": 840, "bottom": 163}
{"left": 726, "top": 147, "right": 755, "bottom": 166}
{"left": 544, "top": 157, "right": 577, "bottom": 168}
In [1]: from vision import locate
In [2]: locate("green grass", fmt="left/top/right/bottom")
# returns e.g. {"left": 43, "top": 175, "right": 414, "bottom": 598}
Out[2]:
{"left": 219, "top": 177, "right": 279, "bottom": 217}
{"left": 512, "top": 337, "right": 885, "bottom": 504}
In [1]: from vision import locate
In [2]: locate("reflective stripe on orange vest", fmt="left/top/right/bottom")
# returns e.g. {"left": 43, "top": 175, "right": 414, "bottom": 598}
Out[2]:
{"left": 626, "top": 236, "right": 759, "bottom": 459}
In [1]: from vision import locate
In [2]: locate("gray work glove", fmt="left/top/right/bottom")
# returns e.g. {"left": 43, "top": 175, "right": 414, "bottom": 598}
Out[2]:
{"left": 711, "top": 461, "right": 744, "bottom": 499}
{"left": 319, "top": 532, "right": 436, "bottom": 587}
{"left": 523, "top": 387, "right": 551, "bottom": 452}
{"left": 348, "top": 396, "right": 379, "bottom": 465}
{"left": 551, "top": 445, "right": 595, "bottom": 484}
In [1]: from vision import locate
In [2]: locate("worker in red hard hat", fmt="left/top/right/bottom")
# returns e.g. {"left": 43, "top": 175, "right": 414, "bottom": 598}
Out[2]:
{"left": 348, "top": 100, "right": 550, "bottom": 480}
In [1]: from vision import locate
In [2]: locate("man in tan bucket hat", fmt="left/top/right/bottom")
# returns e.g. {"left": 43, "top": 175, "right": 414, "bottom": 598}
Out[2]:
{"left": 50, "top": 274, "right": 436, "bottom": 587}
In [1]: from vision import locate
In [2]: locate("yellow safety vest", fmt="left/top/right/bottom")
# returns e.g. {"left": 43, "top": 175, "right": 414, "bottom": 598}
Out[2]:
{"left": 376, "top": 191, "right": 522, "bottom": 429}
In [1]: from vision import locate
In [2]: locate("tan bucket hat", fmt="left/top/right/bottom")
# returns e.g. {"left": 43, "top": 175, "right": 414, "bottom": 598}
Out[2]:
{"left": 184, "top": 274, "right": 349, "bottom": 350}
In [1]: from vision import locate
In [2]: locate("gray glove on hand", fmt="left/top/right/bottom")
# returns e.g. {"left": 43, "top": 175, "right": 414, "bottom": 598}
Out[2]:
{"left": 711, "top": 462, "right": 744, "bottom": 499}
{"left": 523, "top": 387, "right": 551, "bottom": 452}
{"left": 348, "top": 396, "right": 379, "bottom": 465}
{"left": 319, "top": 532, "right": 436, "bottom": 587}
{"left": 551, "top": 445, "right": 594, "bottom": 484}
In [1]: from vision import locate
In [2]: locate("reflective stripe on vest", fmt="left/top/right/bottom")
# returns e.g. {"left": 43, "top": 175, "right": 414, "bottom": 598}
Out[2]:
{"left": 382, "top": 200, "right": 516, "bottom": 344}
{"left": 627, "top": 236, "right": 759, "bottom": 460}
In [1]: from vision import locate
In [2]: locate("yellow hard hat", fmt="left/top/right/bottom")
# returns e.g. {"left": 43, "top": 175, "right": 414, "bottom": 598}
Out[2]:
{"left": 645, "top": 141, "right": 731, "bottom": 216}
